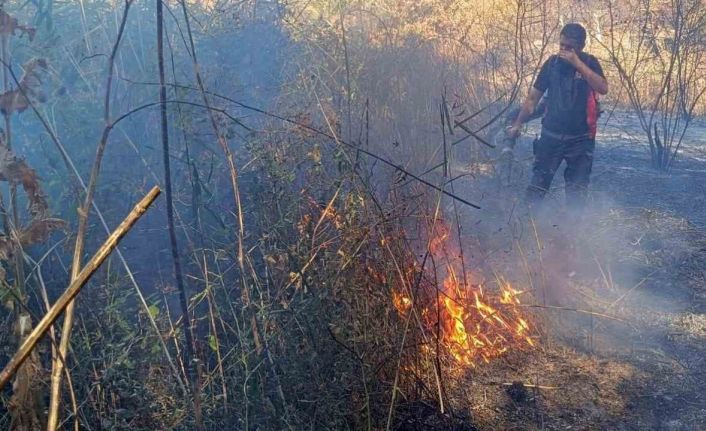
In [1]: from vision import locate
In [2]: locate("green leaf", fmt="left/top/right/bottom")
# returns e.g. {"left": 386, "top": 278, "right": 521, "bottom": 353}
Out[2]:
{"left": 148, "top": 304, "right": 160, "bottom": 319}
{"left": 208, "top": 334, "right": 218, "bottom": 352}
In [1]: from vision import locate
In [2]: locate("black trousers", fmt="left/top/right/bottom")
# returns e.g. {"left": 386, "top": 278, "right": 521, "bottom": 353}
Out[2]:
{"left": 525, "top": 131, "right": 595, "bottom": 209}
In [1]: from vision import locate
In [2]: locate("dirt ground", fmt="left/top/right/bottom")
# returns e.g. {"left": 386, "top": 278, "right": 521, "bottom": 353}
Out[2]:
{"left": 446, "top": 111, "right": 706, "bottom": 430}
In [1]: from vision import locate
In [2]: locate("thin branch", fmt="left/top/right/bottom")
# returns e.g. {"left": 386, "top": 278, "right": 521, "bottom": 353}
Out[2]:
{"left": 48, "top": 1, "right": 135, "bottom": 428}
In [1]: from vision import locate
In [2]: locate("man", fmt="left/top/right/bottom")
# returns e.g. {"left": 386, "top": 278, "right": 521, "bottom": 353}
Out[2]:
{"left": 507, "top": 23, "right": 608, "bottom": 211}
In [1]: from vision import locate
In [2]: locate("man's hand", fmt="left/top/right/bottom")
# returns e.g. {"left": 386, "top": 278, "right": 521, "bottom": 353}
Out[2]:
{"left": 558, "top": 48, "right": 581, "bottom": 67}
{"left": 505, "top": 124, "right": 521, "bottom": 139}
{"left": 509, "top": 87, "right": 544, "bottom": 136}
{"left": 558, "top": 48, "right": 610, "bottom": 95}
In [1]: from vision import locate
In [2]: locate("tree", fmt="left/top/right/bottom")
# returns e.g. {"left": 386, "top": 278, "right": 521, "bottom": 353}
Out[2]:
{"left": 598, "top": 0, "right": 706, "bottom": 170}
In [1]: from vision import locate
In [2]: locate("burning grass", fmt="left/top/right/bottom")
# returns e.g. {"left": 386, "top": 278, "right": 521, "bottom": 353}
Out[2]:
{"left": 390, "top": 219, "right": 536, "bottom": 368}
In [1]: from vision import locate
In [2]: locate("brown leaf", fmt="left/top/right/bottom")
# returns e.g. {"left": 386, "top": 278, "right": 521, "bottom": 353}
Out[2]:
{"left": 0, "top": 58, "right": 48, "bottom": 116}
{"left": 0, "top": 90, "right": 28, "bottom": 115}
{"left": 0, "top": 11, "right": 36, "bottom": 41}
{"left": 0, "top": 131, "right": 62, "bottom": 263}
{"left": 18, "top": 218, "right": 65, "bottom": 247}
{"left": 0, "top": 218, "right": 64, "bottom": 262}
{"left": 0, "top": 136, "right": 48, "bottom": 216}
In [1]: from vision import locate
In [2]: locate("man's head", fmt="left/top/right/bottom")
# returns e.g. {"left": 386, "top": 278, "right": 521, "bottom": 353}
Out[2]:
{"left": 560, "top": 23, "right": 586, "bottom": 52}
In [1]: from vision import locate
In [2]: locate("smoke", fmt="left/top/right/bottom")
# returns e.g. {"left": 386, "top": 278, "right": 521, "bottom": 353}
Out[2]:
{"left": 437, "top": 111, "right": 704, "bottom": 359}
{"left": 3, "top": 0, "right": 704, "bottom": 428}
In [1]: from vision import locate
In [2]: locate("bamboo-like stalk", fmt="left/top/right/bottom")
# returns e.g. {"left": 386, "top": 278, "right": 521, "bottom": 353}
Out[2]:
{"left": 177, "top": 0, "right": 246, "bottom": 266}
{"left": 157, "top": 0, "right": 204, "bottom": 427}
{"left": 47, "top": 1, "right": 134, "bottom": 428}
{"left": 0, "top": 186, "right": 161, "bottom": 391}
{"left": 165, "top": 27, "right": 230, "bottom": 411}
{"left": 25, "top": 251, "right": 81, "bottom": 430}
{"left": 177, "top": 0, "right": 248, "bottom": 427}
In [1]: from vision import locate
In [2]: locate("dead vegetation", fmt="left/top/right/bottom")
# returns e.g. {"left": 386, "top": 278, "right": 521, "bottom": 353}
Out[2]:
{"left": 0, "top": 0, "right": 706, "bottom": 430}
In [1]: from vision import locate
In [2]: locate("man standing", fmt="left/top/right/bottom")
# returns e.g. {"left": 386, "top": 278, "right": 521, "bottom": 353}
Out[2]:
{"left": 507, "top": 23, "right": 608, "bottom": 211}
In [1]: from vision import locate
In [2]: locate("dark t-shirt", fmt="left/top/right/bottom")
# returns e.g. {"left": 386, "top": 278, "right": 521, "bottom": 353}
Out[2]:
{"left": 533, "top": 53, "right": 605, "bottom": 136}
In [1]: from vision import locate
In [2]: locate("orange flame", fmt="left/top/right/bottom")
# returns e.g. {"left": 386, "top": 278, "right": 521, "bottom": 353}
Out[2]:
{"left": 392, "top": 290, "right": 412, "bottom": 315}
{"left": 389, "top": 221, "right": 535, "bottom": 367}
{"left": 437, "top": 273, "right": 534, "bottom": 365}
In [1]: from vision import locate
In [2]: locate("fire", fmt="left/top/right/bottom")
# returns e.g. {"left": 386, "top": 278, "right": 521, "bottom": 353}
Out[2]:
{"left": 441, "top": 295, "right": 474, "bottom": 365}
{"left": 392, "top": 290, "right": 412, "bottom": 315}
{"left": 390, "top": 221, "right": 535, "bottom": 367}
{"left": 438, "top": 275, "right": 535, "bottom": 365}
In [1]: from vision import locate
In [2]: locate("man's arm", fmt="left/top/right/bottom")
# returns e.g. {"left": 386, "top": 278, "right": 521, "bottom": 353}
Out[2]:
{"left": 559, "top": 50, "right": 609, "bottom": 95}
{"left": 507, "top": 88, "right": 544, "bottom": 138}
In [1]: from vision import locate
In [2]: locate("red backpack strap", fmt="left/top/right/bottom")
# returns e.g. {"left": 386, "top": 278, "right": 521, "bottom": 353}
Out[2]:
{"left": 586, "top": 90, "right": 599, "bottom": 139}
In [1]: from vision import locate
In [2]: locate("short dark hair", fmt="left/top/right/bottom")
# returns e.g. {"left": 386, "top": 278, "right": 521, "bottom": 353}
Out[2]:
{"left": 560, "top": 23, "right": 587, "bottom": 48}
